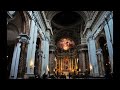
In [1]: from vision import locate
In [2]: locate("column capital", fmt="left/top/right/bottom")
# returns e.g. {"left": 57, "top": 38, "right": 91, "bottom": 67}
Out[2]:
{"left": 17, "top": 33, "right": 30, "bottom": 44}
{"left": 42, "top": 36, "right": 49, "bottom": 42}
{"left": 77, "top": 44, "right": 88, "bottom": 52}
{"left": 96, "top": 48, "right": 102, "bottom": 55}
{"left": 81, "top": 38, "right": 87, "bottom": 44}
{"left": 87, "top": 35, "right": 94, "bottom": 42}
{"left": 37, "top": 49, "right": 43, "bottom": 56}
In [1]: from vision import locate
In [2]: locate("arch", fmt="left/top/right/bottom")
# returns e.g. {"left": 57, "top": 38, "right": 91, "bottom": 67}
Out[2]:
{"left": 45, "top": 11, "right": 89, "bottom": 25}
{"left": 95, "top": 33, "right": 106, "bottom": 49}
{"left": 7, "top": 11, "right": 30, "bottom": 45}
{"left": 19, "top": 11, "right": 30, "bottom": 34}
{"left": 7, "top": 23, "right": 19, "bottom": 45}
{"left": 7, "top": 11, "right": 30, "bottom": 35}
{"left": 7, "top": 22, "right": 19, "bottom": 34}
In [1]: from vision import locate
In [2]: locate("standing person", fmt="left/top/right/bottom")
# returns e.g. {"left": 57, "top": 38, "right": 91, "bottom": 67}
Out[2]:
{"left": 48, "top": 71, "right": 50, "bottom": 77}
{"left": 24, "top": 75, "right": 28, "bottom": 79}
{"left": 43, "top": 73, "right": 47, "bottom": 79}
{"left": 69, "top": 72, "right": 71, "bottom": 79}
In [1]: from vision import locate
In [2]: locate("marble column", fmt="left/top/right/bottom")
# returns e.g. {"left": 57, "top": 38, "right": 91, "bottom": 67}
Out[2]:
{"left": 49, "top": 52, "right": 52, "bottom": 73}
{"left": 49, "top": 51, "right": 55, "bottom": 74}
{"left": 37, "top": 49, "right": 42, "bottom": 76}
{"left": 104, "top": 20, "right": 113, "bottom": 73}
{"left": 84, "top": 50, "right": 89, "bottom": 73}
{"left": 41, "top": 40, "right": 46, "bottom": 76}
{"left": 42, "top": 40, "right": 49, "bottom": 75}
{"left": 17, "top": 34, "right": 30, "bottom": 78}
{"left": 49, "top": 35, "right": 56, "bottom": 73}
{"left": 108, "top": 16, "right": 113, "bottom": 44}
{"left": 26, "top": 19, "right": 35, "bottom": 75}
{"left": 53, "top": 52, "right": 56, "bottom": 73}
{"left": 78, "top": 44, "right": 87, "bottom": 74}
{"left": 25, "top": 22, "right": 38, "bottom": 78}
{"left": 45, "top": 39, "right": 50, "bottom": 74}
{"left": 87, "top": 35, "right": 99, "bottom": 77}
{"left": 87, "top": 41, "right": 93, "bottom": 76}
{"left": 82, "top": 51, "right": 86, "bottom": 73}
{"left": 96, "top": 48, "right": 105, "bottom": 77}
{"left": 41, "top": 30, "right": 50, "bottom": 76}
{"left": 30, "top": 25, "right": 38, "bottom": 74}
{"left": 9, "top": 43, "right": 21, "bottom": 79}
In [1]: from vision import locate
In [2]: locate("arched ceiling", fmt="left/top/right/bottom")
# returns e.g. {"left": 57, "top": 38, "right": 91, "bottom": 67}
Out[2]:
{"left": 44, "top": 11, "right": 92, "bottom": 23}
{"left": 7, "top": 12, "right": 23, "bottom": 45}
{"left": 44, "top": 11, "right": 94, "bottom": 45}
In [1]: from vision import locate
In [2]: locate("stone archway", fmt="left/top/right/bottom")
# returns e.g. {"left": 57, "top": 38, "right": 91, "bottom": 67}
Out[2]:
{"left": 45, "top": 11, "right": 89, "bottom": 25}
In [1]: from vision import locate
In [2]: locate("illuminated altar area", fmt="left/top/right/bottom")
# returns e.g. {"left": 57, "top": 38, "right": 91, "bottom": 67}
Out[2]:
{"left": 55, "top": 38, "right": 79, "bottom": 75}
{"left": 56, "top": 56, "right": 79, "bottom": 74}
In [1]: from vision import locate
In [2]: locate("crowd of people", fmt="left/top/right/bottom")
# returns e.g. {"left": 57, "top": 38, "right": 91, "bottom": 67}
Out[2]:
{"left": 27, "top": 71, "right": 92, "bottom": 79}
{"left": 23, "top": 70, "right": 113, "bottom": 79}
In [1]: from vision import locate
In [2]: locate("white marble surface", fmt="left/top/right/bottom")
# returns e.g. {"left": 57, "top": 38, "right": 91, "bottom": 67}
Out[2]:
{"left": 26, "top": 20, "right": 35, "bottom": 74}
{"left": 10, "top": 43, "right": 21, "bottom": 79}
{"left": 88, "top": 36, "right": 99, "bottom": 77}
